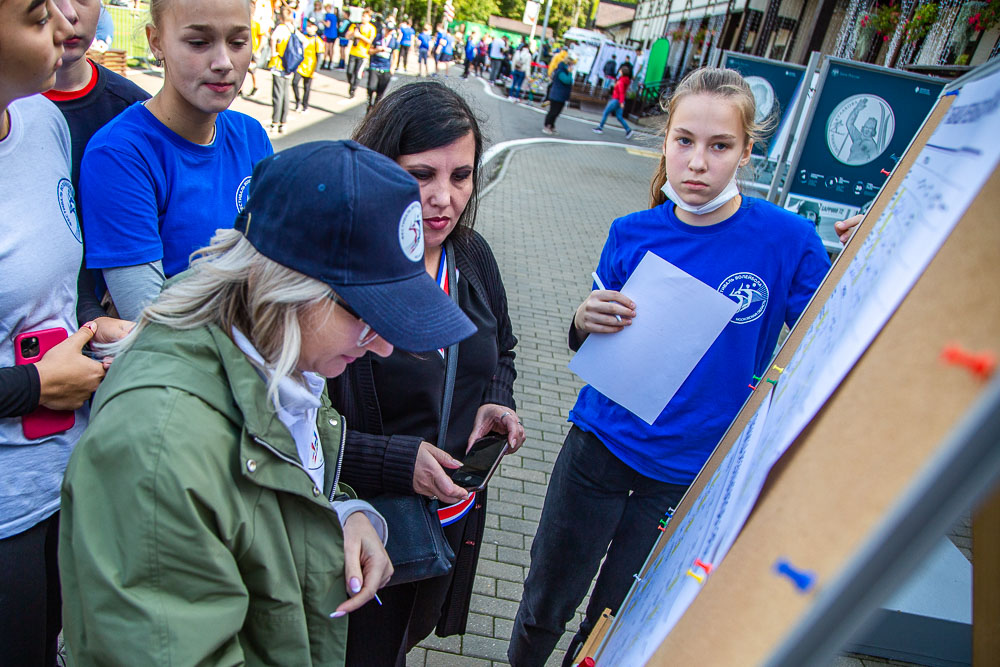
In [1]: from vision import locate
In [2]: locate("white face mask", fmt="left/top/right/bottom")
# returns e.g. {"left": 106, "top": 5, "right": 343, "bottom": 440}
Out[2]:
{"left": 660, "top": 166, "right": 741, "bottom": 215}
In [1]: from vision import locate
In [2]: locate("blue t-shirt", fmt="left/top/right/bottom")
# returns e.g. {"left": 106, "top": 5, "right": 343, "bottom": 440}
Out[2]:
{"left": 369, "top": 33, "right": 392, "bottom": 70}
{"left": 465, "top": 38, "right": 476, "bottom": 59}
{"left": 80, "top": 104, "right": 272, "bottom": 278}
{"left": 323, "top": 12, "right": 338, "bottom": 40}
{"left": 400, "top": 26, "right": 415, "bottom": 46}
{"left": 417, "top": 32, "right": 431, "bottom": 49}
{"left": 569, "top": 197, "right": 830, "bottom": 485}
{"left": 440, "top": 34, "right": 455, "bottom": 56}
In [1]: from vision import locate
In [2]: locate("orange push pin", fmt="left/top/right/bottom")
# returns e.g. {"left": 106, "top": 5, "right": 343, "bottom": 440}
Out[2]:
{"left": 941, "top": 344, "right": 997, "bottom": 378}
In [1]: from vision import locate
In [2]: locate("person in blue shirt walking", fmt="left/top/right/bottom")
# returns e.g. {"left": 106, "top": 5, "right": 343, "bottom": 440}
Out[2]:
{"left": 509, "top": 67, "right": 832, "bottom": 667}
{"left": 416, "top": 23, "right": 432, "bottom": 77}
{"left": 435, "top": 29, "right": 455, "bottom": 77}
{"left": 462, "top": 30, "right": 478, "bottom": 78}
{"left": 397, "top": 18, "right": 415, "bottom": 72}
{"left": 366, "top": 17, "right": 392, "bottom": 110}
{"left": 78, "top": 0, "right": 273, "bottom": 321}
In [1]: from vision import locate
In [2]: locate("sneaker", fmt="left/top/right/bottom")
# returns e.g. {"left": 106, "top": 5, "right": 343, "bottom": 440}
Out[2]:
{"left": 593, "top": 127, "right": 603, "bottom": 134}
{"left": 268, "top": 124, "right": 278, "bottom": 134}
{"left": 625, "top": 129, "right": 635, "bottom": 140}
{"left": 277, "top": 124, "right": 285, "bottom": 134}
{"left": 541, "top": 126, "right": 554, "bottom": 135}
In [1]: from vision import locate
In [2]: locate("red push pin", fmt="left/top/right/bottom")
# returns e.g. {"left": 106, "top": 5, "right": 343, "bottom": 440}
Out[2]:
{"left": 694, "top": 558, "right": 714, "bottom": 574}
{"left": 941, "top": 344, "right": 997, "bottom": 378}
{"left": 880, "top": 168, "right": 891, "bottom": 176}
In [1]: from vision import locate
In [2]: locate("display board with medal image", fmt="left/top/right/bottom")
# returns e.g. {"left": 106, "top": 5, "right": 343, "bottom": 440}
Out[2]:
{"left": 783, "top": 58, "right": 944, "bottom": 251}
{"left": 721, "top": 53, "right": 806, "bottom": 195}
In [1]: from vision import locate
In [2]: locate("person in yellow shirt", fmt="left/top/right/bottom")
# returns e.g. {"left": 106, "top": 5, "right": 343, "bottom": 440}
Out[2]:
{"left": 345, "top": 9, "right": 375, "bottom": 97}
{"left": 292, "top": 18, "right": 323, "bottom": 112}
{"left": 267, "top": 5, "right": 296, "bottom": 133}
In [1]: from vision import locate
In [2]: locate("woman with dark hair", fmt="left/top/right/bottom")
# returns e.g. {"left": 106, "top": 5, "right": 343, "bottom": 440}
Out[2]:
{"left": 331, "top": 80, "right": 526, "bottom": 665}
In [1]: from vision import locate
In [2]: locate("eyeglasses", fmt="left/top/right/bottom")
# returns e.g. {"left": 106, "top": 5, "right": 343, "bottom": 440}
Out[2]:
{"left": 328, "top": 294, "right": 380, "bottom": 348}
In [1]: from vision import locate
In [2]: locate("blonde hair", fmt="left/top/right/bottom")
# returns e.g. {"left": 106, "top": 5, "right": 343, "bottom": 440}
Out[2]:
{"left": 649, "top": 67, "right": 775, "bottom": 208}
{"left": 106, "top": 229, "right": 335, "bottom": 405}
{"left": 148, "top": 0, "right": 252, "bottom": 28}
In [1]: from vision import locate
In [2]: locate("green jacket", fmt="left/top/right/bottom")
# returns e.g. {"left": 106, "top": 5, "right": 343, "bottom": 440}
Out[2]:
{"left": 60, "top": 323, "right": 352, "bottom": 666}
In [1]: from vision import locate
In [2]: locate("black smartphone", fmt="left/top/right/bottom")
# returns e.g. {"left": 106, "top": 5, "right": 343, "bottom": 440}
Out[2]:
{"left": 451, "top": 433, "right": 510, "bottom": 492}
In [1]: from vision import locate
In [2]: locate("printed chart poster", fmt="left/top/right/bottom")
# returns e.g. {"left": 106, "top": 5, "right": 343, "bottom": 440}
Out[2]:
{"left": 722, "top": 53, "right": 805, "bottom": 159}
{"left": 789, "top": 60, "right": 944, "bottom": 212}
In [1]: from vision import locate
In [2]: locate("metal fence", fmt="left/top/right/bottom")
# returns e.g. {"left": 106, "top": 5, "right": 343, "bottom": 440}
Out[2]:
{"left": 106, "top": 3, "right": 152, "bottom": 61}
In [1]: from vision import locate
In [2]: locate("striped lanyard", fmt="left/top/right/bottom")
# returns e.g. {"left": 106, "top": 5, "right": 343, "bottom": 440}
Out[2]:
{"left": 435, "top": 246, "right": 450, "bottom": 358}
{"left": 434, "top": 245, "right": 475, "bottom": 525}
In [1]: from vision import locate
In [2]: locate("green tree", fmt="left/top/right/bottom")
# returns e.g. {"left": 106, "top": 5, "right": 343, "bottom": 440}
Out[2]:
{"left": 454, "top": 0, "right": 501, "bottom": 23}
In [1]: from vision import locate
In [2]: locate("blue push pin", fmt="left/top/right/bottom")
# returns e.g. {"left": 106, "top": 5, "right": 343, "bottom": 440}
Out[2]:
{"left": 774, "top": 559, "right": 816, "bottom": 592}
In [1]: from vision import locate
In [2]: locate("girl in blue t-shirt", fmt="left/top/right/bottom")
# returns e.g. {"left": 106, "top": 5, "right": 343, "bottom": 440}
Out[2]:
{"left": 78, "top": 0, "right": 272, "bottom": 321}
{"left": 509, "top": 68, "right": 833, "bottom": 666}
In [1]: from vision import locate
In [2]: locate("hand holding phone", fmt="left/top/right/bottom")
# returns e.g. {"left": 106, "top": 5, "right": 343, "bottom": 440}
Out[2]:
{"left": 451, "top": 433, "right": 510, "bottom": 492}
{"left": 16, "top": 324, "right": 105, "bottom": 438}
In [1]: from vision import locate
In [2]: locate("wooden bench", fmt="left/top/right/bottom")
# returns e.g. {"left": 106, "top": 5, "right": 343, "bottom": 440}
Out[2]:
{"left": 86, "top": 48, "right": 128, "bottom": 76}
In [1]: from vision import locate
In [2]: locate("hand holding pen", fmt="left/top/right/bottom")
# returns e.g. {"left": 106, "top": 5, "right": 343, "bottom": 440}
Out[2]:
{"left": 572, "top": 272, "right": 636, "bottom": 341}
{"left": 330, "top": 513, "right": 393, "bottom": 618}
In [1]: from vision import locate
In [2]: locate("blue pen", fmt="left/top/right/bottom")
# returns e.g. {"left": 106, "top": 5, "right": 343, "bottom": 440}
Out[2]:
{"left": 591, "top": 271, "right": 623, "bottom": 323}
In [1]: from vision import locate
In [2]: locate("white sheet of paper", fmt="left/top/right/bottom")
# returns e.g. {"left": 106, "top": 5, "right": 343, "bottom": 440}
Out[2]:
{"left": 568, "top": 251, "right": 739, "bottom": 425}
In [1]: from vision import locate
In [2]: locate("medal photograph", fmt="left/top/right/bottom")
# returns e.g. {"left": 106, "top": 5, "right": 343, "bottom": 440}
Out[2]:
{"left": 825, "top": 94, "right": 895, "bottom": 166}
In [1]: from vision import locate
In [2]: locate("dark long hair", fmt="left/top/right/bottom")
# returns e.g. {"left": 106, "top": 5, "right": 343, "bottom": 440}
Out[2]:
{"left": 351, "top": 81, "right": 484, "bottom": 236}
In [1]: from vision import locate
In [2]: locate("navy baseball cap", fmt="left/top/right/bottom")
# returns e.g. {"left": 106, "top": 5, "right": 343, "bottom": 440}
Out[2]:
{"left": 234, "top": 141, "right": 476, "bottom": 352}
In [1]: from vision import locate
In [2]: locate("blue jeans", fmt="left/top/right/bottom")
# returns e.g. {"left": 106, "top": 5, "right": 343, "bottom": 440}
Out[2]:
{"left": 510, "top": 70, "right": 526, "bottom": 99}
{"left": 598, "top": 98, "right": 631, "bottom": 133}
{"left": 508, "top": 426, "right": 688, "bottom": 666}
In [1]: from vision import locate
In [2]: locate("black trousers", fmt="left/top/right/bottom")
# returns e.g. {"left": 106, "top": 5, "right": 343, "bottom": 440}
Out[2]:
{"left": 544, "top": 100, "right": 566, "bottom": 129}
{"left": 345, "top": 509, "right": 474, "bottom": 666}
{"left": 367, "top": 68, "right": 391, "bottom": 107}
{"left": 292, "top": 72, "right": 313, "bottom": 109}
{"left": 0, "top": 513, "right": 62, "bottom": 667}
{"left": 346, "top": 54, "right": 365, "bottom": 93}
{"left": 508, "top": 426, "right": 688, "bottom": 666}
{"left": 398, "top": 44, "right": 411, "bottom": 69}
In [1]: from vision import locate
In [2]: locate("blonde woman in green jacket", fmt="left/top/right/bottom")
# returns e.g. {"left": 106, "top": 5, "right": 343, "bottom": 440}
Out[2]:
{"left": 59, "top": 141, "right": 477, "bottom": 666}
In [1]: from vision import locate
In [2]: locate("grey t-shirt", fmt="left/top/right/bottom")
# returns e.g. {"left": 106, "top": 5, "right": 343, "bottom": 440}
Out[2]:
{"left": 0, "top": 95, "right": 89, "bottom": 539}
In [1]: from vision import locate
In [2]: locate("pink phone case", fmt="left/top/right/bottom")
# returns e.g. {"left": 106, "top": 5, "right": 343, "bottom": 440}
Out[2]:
{"left": 14, "top": 327, "right": 75, "bottom": 439}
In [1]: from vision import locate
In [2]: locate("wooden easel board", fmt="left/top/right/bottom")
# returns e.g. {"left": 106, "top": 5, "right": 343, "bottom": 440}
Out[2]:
{"left": 592, "top": 61, "right": 1000, "bottom": 665}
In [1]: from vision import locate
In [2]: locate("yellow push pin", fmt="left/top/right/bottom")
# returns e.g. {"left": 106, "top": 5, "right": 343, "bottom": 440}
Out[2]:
{"left": 686, "top": 569, "right": 705, "bottom": 584}
{"left": 772, "top": 364, "right": 785, "bottom": 374}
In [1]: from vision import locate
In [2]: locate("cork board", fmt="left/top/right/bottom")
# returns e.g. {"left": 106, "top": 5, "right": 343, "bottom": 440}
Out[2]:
{"left": 593, "top": 69, "right": 1000, "bottom": 665}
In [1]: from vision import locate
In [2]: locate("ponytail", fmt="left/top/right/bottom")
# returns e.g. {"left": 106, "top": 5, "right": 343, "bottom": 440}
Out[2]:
{"left": 649, "top": 155, "right": 667, "bottom": 208}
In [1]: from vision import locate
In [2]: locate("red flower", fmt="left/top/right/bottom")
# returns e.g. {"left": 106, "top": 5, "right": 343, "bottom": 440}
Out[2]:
{"left": 883, "top": 34, "right": 890, "bottom": 41}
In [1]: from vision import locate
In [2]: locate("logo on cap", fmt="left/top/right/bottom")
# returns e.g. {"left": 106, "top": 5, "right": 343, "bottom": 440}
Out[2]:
{"left": 398, "top": 201, "right": 424, "bottom": 262}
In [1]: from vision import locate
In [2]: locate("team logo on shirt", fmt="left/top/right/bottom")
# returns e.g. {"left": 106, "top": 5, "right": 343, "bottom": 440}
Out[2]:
{"left": 57, "top": 178, "right": 82, "bottom": 243}
{"left": 235, "top": 176, "right": 253, "bottom": 213}
{"left": 398, "top": 201, "right": 424, "bottom": 262}
{"left": 308, "top": 428, "right": 324, "bottom": 470}
{"left": 718, "top": 272, "right": 769, "bottom": 324}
